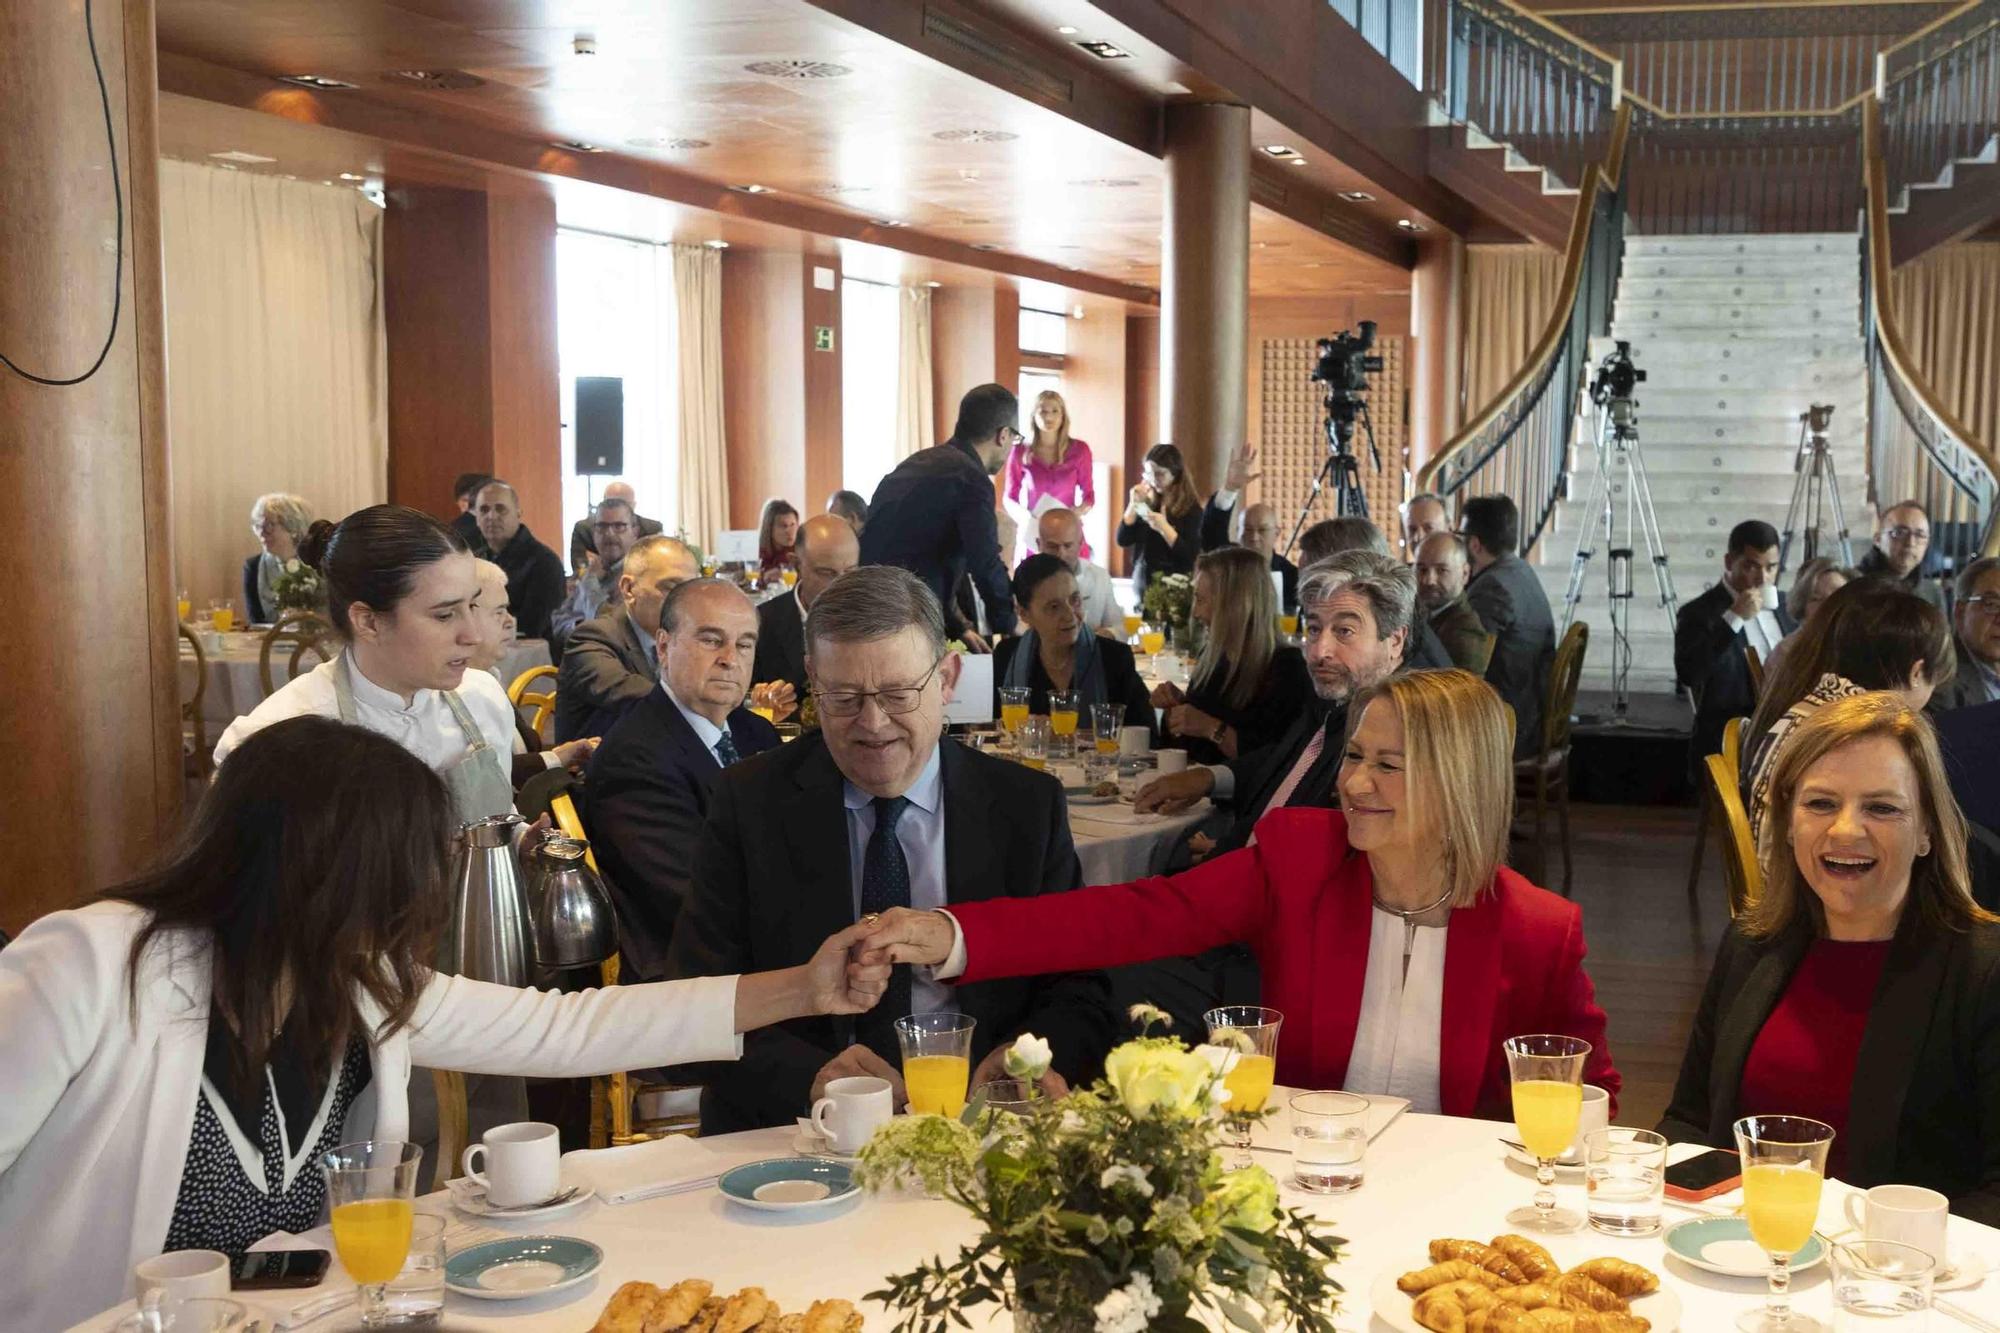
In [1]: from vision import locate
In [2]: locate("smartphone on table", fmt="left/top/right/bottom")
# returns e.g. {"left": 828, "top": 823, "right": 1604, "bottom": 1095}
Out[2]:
{"left": 1664, "top": 1147, "right": 1742, "bottom": 1202}
{"left": 228, "top": 1249, "right": 331, "bottom": 1290}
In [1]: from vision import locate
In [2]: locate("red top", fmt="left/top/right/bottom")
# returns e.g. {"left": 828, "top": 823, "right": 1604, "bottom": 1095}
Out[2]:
{"left": 1739, "top": 938, "right": 1893, "bottom": 1176}
{"left": 949, "top": 807, "right": 1621, "bottom": 1119}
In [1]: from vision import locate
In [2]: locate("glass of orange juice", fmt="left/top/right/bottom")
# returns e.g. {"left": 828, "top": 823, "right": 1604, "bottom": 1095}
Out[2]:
{"left": 1205, "top": 1005, "right": 1283, "bottom": 1169}
{"left": 1504, "top": 1034, "right": 1591, "bottom": 1233}
{"left": 208, "top": 601, "right": 235, "bottom": 633}
{"left": 1734, "top": 1116, "right": 1836, "bottom": 1332}
{"left": 320, "top": 1140, "right": 422, "bottom": 1327}
{"left": 176, "top": 590, "right": 191, "bottom": 622}
{"left": 1049, "top": 690, "right": 1079, "bottom": 756}
{"left": 1122, "top": 613, "right": 1143, "bottom": 641}
{"left": 1091, "top": 702, "right": 1125, "bottom": 755}
{"left": 781, "top": 568, "right": 798, "bottom": 587}
{"left": 1016, "top": 716, "right": 1052, "bottom": 771}
{"left": 895, "top": 1012, "right": 976, "bottom": 1117}
{"left": 1280, "top": 613, "right": 1300, "bottom": 637}
{"left": 1138, "top": 626, "right": 1166, "bottom": 656}
{"left": 999, "top": 686, "right": 1031, "bottom": 740}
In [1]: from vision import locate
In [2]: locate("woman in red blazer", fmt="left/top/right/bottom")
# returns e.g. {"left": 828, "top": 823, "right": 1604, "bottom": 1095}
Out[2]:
{"left": 859, "top": 668, "right": 1619, "bottom": 1120}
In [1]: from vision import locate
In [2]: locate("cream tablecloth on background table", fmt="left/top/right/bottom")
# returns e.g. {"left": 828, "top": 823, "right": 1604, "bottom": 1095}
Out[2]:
{"left": 1069, "top": 797, "right": 1207, "bottom": 886}
{"left": 177, "top": 635, "right": 552, "bottom": 732}
{"left": 81, "top": 1109, "right": 2000, "bottom": 1331}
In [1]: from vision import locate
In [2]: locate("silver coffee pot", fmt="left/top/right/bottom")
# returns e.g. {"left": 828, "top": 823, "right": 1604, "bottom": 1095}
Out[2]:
{"left": 528, "top": 834, "right": 619, "bottom": 970}
{"left": 451, "top": 813, "right": 530, "bottom": 986}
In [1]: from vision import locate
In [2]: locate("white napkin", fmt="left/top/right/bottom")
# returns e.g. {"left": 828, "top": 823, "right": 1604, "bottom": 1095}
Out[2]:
{"left": 560, "top": 1136, "right": 747, "bottom": 1205}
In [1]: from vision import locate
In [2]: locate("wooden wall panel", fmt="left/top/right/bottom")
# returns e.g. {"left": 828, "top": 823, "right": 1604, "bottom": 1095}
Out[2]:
{"left": 1120, "top": 314, "right": 1162, "bottom": 579}
{"left": 931, "top": 286, "right": 997, "bottom": 444}
{"left": 384, "top": 185, "right": 495, "bottom": 517}
{"left": 721, "top": 250, "right": 806, "bottom": 528}
{"left": 803, "top": 256, "right": 844, "bottom": 514}
{"left": 485, "top": 188, "right": 561, "bottom": 541}
{"left": 1062, "top": 305, "right": 1130, "bottom": 559}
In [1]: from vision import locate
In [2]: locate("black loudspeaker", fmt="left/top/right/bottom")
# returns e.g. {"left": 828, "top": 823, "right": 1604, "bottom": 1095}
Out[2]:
{"left": 574, "top": 376, "right": 624, "bottom": 475}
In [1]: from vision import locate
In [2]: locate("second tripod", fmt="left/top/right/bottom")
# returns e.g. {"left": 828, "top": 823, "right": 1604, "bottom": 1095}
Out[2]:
{"left": 1777, "top": 404, "right": 1853, "bottom": 577}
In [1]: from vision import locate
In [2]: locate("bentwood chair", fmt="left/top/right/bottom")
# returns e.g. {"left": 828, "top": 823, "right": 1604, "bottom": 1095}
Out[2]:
{"left": 509, "top": 665, "right": 559, "bottom": 745}
{"left": 432, "top": 1071, "right": 469, "bottom": 1191}
{"left": 258, "top": 611, "right": 338, "bottom": 696}
{"left": 1468, "top": 630, "right": 1498, "bottom": 677}
{"left": 1515, "top": 621, "right": 1588, "bottom": 894}
{"left": 177, "top": 624, "right": 210, "bottom": 780}
{"left": 1687, "top": 716, "right": 1749, "bottom": 906}
{"left": 1744, "top": 644, "right": 1766, "bottom": 700}
{"left": 1703, "top": 750, "right": 1762, "bottom": 916}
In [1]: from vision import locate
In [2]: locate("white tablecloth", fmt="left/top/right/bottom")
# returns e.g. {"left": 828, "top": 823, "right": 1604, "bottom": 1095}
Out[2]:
{"left": 75, "top": 1111, "right": 2000, "bottom": 1331}
{"left": 176, "top": 636, "right": 552, "bottom": 731}
{"left": 1070, "top": 797, "right": 1208, "bottom": 885}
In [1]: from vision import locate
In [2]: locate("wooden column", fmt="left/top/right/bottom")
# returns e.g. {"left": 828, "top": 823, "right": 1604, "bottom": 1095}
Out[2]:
{"left": 1409, "top": 236, "right": 1465, "bottom": 476}
{"left": 720, "top": 250, "right": 808, "bottom": 528}
{"left": 802, "top": 257, "right": 843, "bottom": 513}
{"left": 1162, "top": 103, "right": 1251, "bottom": 492}
{"left": 0, "top": 0, "right": 180, "bottom": 931}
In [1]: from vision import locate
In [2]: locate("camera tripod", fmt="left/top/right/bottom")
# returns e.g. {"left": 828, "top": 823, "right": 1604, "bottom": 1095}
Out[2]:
{"left": 1777, "top": 405, "right": 1852, "bottom": 577}
{"left": 1560, "top": 391, "right": 1682, "bottom": 722}
{"left": 1281, "top": 393, "right": 1380, "bottom": 561}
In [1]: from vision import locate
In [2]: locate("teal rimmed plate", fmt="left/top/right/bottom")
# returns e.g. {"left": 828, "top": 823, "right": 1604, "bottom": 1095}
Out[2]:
{"left": 443, "top": 1234, "right": 603, "bottom": 1300}
{"left": 1665, "top": 1215, "right": 1827, "bottom": 1277}
{"left": 717, "top": 1157, "right": 859, "bottom": 1212}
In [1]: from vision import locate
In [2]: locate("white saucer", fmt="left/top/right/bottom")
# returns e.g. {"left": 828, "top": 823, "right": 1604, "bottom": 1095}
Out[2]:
{"left": 1503, "top": 1142, "right": 1586, "bottom": 1174}
{"left": 444, "top": 1175, "right": 596, "bottom": 1220}
{"left": 1937, "top": 1250, "right": 1991, "bottom": 1292}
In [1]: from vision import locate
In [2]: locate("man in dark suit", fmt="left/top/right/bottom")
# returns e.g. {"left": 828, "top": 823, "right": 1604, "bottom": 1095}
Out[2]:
{"left": 567, "top": 480, "right": 664, "bottom": 575}
{"left": 1461, "top": 495, "right": 1558, "bottom": 760}
{"left": 1675, "top": 519, "right": 1789, "bottom": 771}
{"left": 1195, "top": 446, "right": 1298, "bottom": 613}
{"left": 450, "top": 472, "right": 492, "bottom": 558}
{"left": 588, "top": 577, "right": 781, "bottom": 982}
{"left": 860, "top": 383, "right": 1020, "bottom": 646}
{"left": 555, "top": 535, "right": 699, "bottom": 743}
{"left": 753, "top": 513, "right": 859, "bottom": 703}
{"left": 668, "top": 566, "right": 1115, "bottom": 1132}
{"left": 1415, "top": 532, "right": 1492, "bottom": 672}
{"left": 1933, "top": 556, "right": 2000, "bottom": 712}
{"left": 1857, "top": 500, "right": 1947, "bottom": 610}
{"left": 474, "top": 480, "right": 566, "bottom": 644}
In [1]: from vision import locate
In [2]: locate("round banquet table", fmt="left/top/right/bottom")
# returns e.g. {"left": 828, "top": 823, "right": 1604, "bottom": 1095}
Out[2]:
{"left": 177, "top": 634, "right": 552, "bottom": 732}
{"left": 75, "top": 1107, "right": 2000, "bottom": 1332}
{"left": 1068, "top": 796, "right": 1207, "bottom": 886}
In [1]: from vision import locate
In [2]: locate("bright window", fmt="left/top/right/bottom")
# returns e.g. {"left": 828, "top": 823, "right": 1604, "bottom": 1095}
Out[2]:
{"left": 555, "top": 229, "right": 679, "bottom": 545}
{"left": 841, "top": 277, "right": 902, "bottom": 497}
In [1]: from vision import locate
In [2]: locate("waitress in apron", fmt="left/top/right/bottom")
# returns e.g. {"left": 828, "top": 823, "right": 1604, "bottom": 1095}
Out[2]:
{"left": 214, "top": 503, "right": 528, "bottom": 1147}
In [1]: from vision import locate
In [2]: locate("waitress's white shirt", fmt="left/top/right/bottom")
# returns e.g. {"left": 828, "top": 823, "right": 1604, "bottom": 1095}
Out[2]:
{"left": 1342, "top": 908, "right": 1448, "bottom": 1113}
{"left": 213, "top": 654, "right": 518, "bottom": 772}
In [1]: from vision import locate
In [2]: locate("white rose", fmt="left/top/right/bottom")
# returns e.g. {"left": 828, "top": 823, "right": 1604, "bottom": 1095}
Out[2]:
{"left": 1003, "top": 1033, "right": 1053, "bottom": 1081}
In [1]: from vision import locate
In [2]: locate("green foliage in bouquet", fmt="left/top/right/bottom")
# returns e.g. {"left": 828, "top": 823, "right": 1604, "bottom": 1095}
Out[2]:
{"left": 1140, "top": 574, "right": 1194, "bottom": 639}
{"left": 272, "top": 559, "right": 326, "bottom": 613}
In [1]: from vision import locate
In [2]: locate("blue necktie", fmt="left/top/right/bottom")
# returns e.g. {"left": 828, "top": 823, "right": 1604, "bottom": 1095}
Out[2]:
{"left": 714, "top": 729, "right": 740, "bottom": 767}
{"left": 856, "top": 796, "right": 913, "bottom": 1061}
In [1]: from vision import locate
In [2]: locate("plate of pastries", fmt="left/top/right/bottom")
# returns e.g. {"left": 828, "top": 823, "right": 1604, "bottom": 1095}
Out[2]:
{"left": 592, "top": 1279, "right": 862, "bottom": 1333}
{"left": 1370, "top": 1235, "right": 1680, "bottom": 1332}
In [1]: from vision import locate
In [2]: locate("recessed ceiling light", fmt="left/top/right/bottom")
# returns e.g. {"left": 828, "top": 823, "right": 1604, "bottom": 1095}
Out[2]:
{"left": 1397, "top": 218, "right": 1427, "bottom": 231}
{"left": 208, "top": 149, "right": 276, "bottom": 164}
{"left": 871, "top": 218, "right": 908, "bottom": 228}
{"left": 626, "top": 136, "right": 710, "bottom": 151}
{"left": 1288, "top": 156, "right": 1309, "bottom": 166}
{"left": 730, "top": 183, "right": 773, "bottom": 194}
{"left": 704, "top": 239, "right": 730, "bottom": 249}
{"left": 971, "top": 242, "right": 1002, "bottom": 252}
{"left": 1074, "top": 39, "right": 1131, "bottom": 59}
{"left": 381, "top": 69, "right": 485, "bottom": 90}
{"left": 924, "top": 281, "right": 942, "bottom": 288}
{"left": 1261, "top": 144, "right": 1296, "bottom": 157}
{"left": 743, "top": 59, "right": 853, "bottom": 79}
{"left": 1057, "top": 25, "right": 1079, "bottom": 35}
{"left": 1338, "top": 190, "right": 1376, "bottom": 202}
{"left": 339, "top": 172, "right": 365, "bottom": 181}
{"left": 1067, "top": 178, "right": 1141, "bottom": 188}
{"left": 278, "top": 74, "right": 357, "bottom": 90}
{"left": 550, "top": 140, "right": 606, "bottom": 153}
{"left": 932, "top": 128, "right": 1019, "bottom": 144}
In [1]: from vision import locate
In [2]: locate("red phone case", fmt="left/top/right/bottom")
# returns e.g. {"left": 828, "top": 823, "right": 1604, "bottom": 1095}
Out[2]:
{"left": 1664, "top": 1174, "right": 1743, "bottom": 1203}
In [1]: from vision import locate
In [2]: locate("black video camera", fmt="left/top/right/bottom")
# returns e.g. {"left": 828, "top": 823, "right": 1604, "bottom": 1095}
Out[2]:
{"left": 1312, "top": 321, "right": 1384, "bottom": 396}
{"left": 1589, "top": 341, "right": 1646, "bottom": 406}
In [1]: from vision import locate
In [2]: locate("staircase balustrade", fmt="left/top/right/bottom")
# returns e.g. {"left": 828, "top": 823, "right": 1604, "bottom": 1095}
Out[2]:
{"left": 1441, "top": 0, "right": 1622, "bottom": 189}
{"left": 1877, "top": 0, "right": 2000, "bottom": 203}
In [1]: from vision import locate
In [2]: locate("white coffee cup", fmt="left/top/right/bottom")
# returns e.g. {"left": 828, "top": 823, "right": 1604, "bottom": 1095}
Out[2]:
{"left": 1119, "top": 725, "right": 1152, "bottom": 758}
{"left": 1155, "top": 749, "right": 1189, "bottom": 775}
{"left": 1759, "top": 583, "right": 1781, "bottom": 612}
{"left": 810, "top": 1076, "right": 895, "bottom": 1154}
{"left": 135, "top": 1250, "right": 231, "bottom": 1305}
{"left": 462, "top": 1120, "right": 561, "bottom": 1207}
{"left": 1844, "top": 1184, "right": 1950, "bottom": 1268}
{"left": 1563, "top": 1084, "right": 1612, "bottom": 1160}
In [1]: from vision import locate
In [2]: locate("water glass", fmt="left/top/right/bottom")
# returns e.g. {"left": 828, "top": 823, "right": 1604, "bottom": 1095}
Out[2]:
{"left": 1830, "top": 1240, "right": 1934, "bottom": 1331}
{"left": 1091, "top": 702, "right": 1124, "bottom": 755}
{"left": 973, "top": 1078, "right": 1042, "bottom": 1118}
{"left": 1017, "top": 716, "right": 1052, "bottom": 771}
{"left": 1584, "top": 1128, "right": 1667, "bottom": 1236}
{"left": 1288, "top": 1092, "right": 1368, "bottom": 1194}
{"left": 377, "top": 1213, "right": 446, "bottom": 1325}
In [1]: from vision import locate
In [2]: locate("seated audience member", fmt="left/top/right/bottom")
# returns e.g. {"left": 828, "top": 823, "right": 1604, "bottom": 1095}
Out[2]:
{"left": 992, "top": 555, "right": 1156, "bottom": 742}
{"left": 1415, "top": 532, "right": 1491, "bottom": 673}
{"left": 243, "top": 493, "right": 315, "bottom": 624}
{"left": 1461, "top": 495, "right": 1557, "bottom": 761}
{"left": 1859, "top": 500, "right": 1946, "bottom": 609}
{"left": 1762, "top": 557, "right": 1855, "bottom": 683}
{"left": 0, "top": 717, "right": 887, "bottom": 1332}
{"left": 758, "top": 497, "right": 801, "bottom": 579}
{"left": 588, "top": 579, "right": 782, "bottom": 982}
{"left": 1037, "top": 507, "right": 1125, "bottom": 637}
{"left": 449, "top": 472, "right": 492, "bottom": 557}
{"left": 667, "top": 566, "right": 1117, "bottom": 1132}
{"left": 1676, "top": 520, "right": 1789, "bottom": 772}
{"left": 859, "top": 668, "right": 1621, "bottom": 1119}
{"left": 826, "top": 489, "right": 869, "bottom": 534}
{"left": 1153, "top": 547, "right": 1313, "bottom": 765}
{"left": 1404, "top": 491, "right": 1451, "bottom": 553}
{"left": 1741, "top": 579, "right": 1950, "bottom": 839}
{"left": 1659, "top": 694, "right": 2000, "bottom": 1221}
{"left": 552, "top": 494, "right": 639, "bottom": 641}
{"left": 469, "top": 558, "right": 595, "bottom": 785}
{"left": 555, "top": 535, "right": 700, "bottom": 743}
{"left": 754, "top": 513, "right": 861, "bottom": 705}
{"left": 1197, "top": 446, "right": 1298, "bottom": 613}
{"left": 474, "top": 480, "right": 566, "bottom": 644}
{"left": 1933, "top": 556, "right": 2000, "bottom": 710}
{"left": 1118, "top": 443, "right": 1204, "bottom": 592}
{"left": 568, "top": 481, "right": 663, "bottom": 575}
{"left": 1296, "top": 515, "right": 1449, "bottom": 670}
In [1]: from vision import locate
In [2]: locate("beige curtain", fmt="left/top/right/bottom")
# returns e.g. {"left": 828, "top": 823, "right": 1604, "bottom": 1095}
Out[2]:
{"left": 159, "top": 158, "right": 386, "bottom": 610}
{"left": 1890, "top": 241, "right": 2000, "bottom": 455}
{"left": 894, "top": 285, "right": 935, "bottom": 463}
{"left": 672, "top": 243, "right": 729, "bottom": 551}
{"left": 1460, "top": 243, "right": 1564, "bottom": 419}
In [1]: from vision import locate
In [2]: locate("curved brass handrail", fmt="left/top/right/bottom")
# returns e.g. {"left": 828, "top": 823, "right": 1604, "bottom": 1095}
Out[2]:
{"left": 1415, "top": 100, "right": 1632, "bottom": 497}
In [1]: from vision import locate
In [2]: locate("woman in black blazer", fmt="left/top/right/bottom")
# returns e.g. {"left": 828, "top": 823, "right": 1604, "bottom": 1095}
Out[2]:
{"left": 1116, "top": 443, "right": 1202, "bottom": 595}
{"left": 994, "top": 555, "right": 1156, "bottom": 745}
{"left": 1153, "top": 546, "right": 1312, "bottom": 766}
{"left": 1659, "top": 692, "right": 2000, "bottom": 1223}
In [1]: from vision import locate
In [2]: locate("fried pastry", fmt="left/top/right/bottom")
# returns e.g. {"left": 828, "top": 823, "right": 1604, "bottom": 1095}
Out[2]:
{"left": 1466, "top": 1309, "right": 1649, "bottom": 1332}
{"left": 643, "top": 1280, "right": 718, "bottom": 1333}
{"left": 1489, "top": 1234, "right": 1561, "bottom": 1283}
{"left": 1550, "top": 1271, "right": 1629, "bottom": 1313}
{"left": 1400, "top": 1260, "right": 1514, "bottom": 1293}
{"left": 800, "top": 1299, "right": 862, "bottom": 1333}
{"left": 1494, "top": 1283, "right": 1566, "bottom": 1309}
{"left": 1413, "top": 1278, "right": 1502, "bottom": 1332}
{"left": 717, "top": 1288, "right": 777, "bottom": 1333}
{"left": 684, "top": 1296, "right": 728, "bottom": 1333}
{"left": 1564, "top": 1258, "right": 1659, "bottom": 1298}
{"left": 1428, "top": 1238, "right": 1529, "bottom": 1284}
{"left": 595, "top": 1282, "right": 666, "bottom": 1333}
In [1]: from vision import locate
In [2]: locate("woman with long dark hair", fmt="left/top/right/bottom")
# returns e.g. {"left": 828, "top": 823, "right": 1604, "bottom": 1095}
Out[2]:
{"left": 758, "top": 497, "right": 801, "bottom": 578}
{"left": 991, "top": 554, "right": 1155, "bottom": 740}
{"left": 0, "top": 717, "right": 885, "bottom": 1330}
{"left": 1116, "top": 443, "right": 1202, "bottom": 593}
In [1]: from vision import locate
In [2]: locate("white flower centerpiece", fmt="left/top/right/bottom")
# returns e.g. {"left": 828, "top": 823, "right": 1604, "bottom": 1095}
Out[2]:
{"left": 856, "top": 1008, "right": 1344, "bottom": 1333}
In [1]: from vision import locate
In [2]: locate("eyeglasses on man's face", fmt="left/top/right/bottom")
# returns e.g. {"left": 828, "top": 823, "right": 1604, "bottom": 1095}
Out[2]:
{"left": 1963, "top": 594, "right": 2000, "bottom": 618}
{"left": 813, "top": 655, "right": 946, "bottom": 717}
{"left": 1885, "top": 525, "right": 1930, "bottom": 543}
{"left": 594, "top": 519, "right": 633, "bottom": 535}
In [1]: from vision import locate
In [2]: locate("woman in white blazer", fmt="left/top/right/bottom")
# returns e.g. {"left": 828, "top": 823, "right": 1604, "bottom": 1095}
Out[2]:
{"left": 0, "top": 717, "right": 887, "bottom": 1331}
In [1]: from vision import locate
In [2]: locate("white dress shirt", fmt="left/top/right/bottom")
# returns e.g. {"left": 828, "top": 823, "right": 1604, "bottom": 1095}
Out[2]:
{"left": 664, "top": 682, "right": 733, "bottom": 766}
{"left": 844, "top": 748, "right": 954, "bottom": 1016}
{"left": 1343, "top": 909, "right": 1448, "bottom": 1113}
{"left": 1717, "top": 583, "right": 1784, "bottom": 658}
{"left": 213, "top": 652, "right": 519, "bottom": 773}
{"left": 1072, "top": 560, "right": 1126, "bottom": 634}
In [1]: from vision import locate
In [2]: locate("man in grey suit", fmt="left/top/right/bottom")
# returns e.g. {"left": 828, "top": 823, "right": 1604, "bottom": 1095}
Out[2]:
{"left": 556, "top": 535, "right": 699, "bottom": 742}
{"left": 1460, "top": 495, "right": 1556, "bottom": 758}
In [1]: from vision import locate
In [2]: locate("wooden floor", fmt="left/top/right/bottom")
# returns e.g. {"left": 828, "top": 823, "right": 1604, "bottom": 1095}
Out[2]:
{"left": 1545, "top": 801, "right": 1733, "bottom": 1129}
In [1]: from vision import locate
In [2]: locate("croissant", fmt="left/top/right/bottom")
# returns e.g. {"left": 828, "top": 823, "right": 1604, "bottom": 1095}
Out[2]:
{"left": 596, "top": 1283, "right": 666, "bottom": 1333}
{"left": 1413, "top": 1280, "right": 1503, "bottom": 1332}
{"left": 644, "top": 1280, "right": 718, "bottom": 1333}
{"left": 1468, "top": 1310, "right": 1650, "bottom": 1332}
{"left": 1489, "top": 1234, "right": 1561, "bottom": 1283}
{"left": 1564, "top": 1259, "right": 1659, "bottom": 1298}
{"left": 1429, "top": 1238, "right": 1529, "bottom": 1284}
{"left": 1494, "top": 1283, "right": 1567, "bottom": 1309}
{"left": 1400, "top": 1260, "right": 1513, "bottom": 1293}
{"left": 717, "top": 1289, "right": 776, "bottom": 1333}
{"left": 1551, "top": 1272, "right": 1629, "bottom": 1313}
